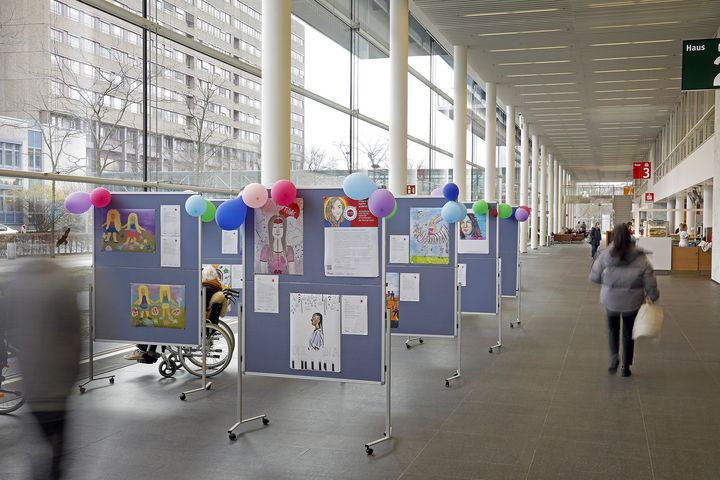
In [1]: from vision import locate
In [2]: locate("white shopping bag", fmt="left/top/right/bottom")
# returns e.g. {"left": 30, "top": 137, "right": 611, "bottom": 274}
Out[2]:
{"left": 632, "top": 299, "right": 663, "bottom": 341}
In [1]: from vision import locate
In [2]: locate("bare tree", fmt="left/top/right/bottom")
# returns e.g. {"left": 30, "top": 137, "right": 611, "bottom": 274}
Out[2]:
{"left": 17, "top": 184, "right": 74, "bottom": 233}
{"left": 335, "top": 141, "right": 352, "bottom": 174}
{"left": 360, "top": 139, "right": 388, "bottom": 170}
{"left": 300, "top": 146, "right": 335, "bottom": 171}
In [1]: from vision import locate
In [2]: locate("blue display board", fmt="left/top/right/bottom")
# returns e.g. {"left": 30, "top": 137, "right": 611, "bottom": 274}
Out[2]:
{"left": 94, "top": 193, "right": 202, "bottom": 346}
{"left": 243, "top": 188, "right": 385, "bottom": 384}
{"left": 458, "top": 202, "right": 499, "bottom": 315}
{"left": 499, "top": 216, "right": 520, "bottom": 297}
{"left": 386, "top": 197, "right": 457, "bottom": 338}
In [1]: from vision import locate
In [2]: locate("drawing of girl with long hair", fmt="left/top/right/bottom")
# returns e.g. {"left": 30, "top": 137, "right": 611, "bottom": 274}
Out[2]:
{"left": 131, "top": 284, "right": 153, "bottom": 326}
{"left": 460, "top": 213, "right": 484, "bottom": 240}
{"left": 122, "top": 212, "right": 146, "bottom": 247}
{"left": 259, "top": 215, "right": 295, "bottom": 274}
{"left": 308, "top": 312, "right": 324, "bottom": 350}
{"left": 323, "top": 197, "right": 350, "bottom": 227}
{"left": 157, "top": 285, "right": 180, "bottom": 323}
{"left": 102, "top": 209, "right": 122, "bottom": 243}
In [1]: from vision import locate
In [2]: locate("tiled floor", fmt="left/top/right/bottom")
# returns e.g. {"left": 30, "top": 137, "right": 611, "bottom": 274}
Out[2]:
{"left": 2, "top": 244, "right": 720, "bottom": 479}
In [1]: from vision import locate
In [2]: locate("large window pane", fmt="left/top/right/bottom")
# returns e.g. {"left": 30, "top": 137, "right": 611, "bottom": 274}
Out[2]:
{"left": 357, "top": 120, "right": 388, "bottom": 187}
{"left": 408, "top": 140, "right": 430, "bottom": 195}
{"left": 357, "top": 37, "right": 389, "bottom": 125}
{"left": 408, "top": 75, "right": 430, "bottom": 142}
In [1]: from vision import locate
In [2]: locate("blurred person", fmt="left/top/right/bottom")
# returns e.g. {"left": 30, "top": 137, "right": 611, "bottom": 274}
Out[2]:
{"left": 3, "top": 258, "right": 81, "bottom": 479}
{"left": 590, "top": 224, "right": 659, "bottom": 377}
{"left": 580, "top": 221, "right": 587, "bottom": 234}
{"left": 589, "top": 222, "right": 602, "bottom": 259}
{"left": 678, "top": 223, "right": 689, "bottom": 247}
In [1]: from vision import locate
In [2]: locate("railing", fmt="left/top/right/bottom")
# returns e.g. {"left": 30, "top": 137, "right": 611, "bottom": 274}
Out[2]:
{"left": 0, "top": 232, "right": 93, "bottom": 259}
{"left": 654, "top": 105, "right": 715, "bottom": 182}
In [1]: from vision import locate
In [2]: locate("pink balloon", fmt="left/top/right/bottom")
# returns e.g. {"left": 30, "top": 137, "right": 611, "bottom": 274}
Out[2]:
{"left": 431, "top": 187, "right": 443, "bottom": 197}
{"left": 64, "top": 191, "right": 92, "bottom": 214}
{"left": 270, "top": 179, "right": 297, "bottom": 207}
{"left": 368, "top": 188, "right": 395, "bottom": 218}
{"left": 89, "top": 187, "right": 112, "bottom": 208}
{"left": 241, "top": 183, "right": 269, "bottom": 209}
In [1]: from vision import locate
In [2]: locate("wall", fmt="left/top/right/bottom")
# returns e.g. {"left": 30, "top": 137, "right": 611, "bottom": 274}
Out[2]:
{"left": 652, "top": 134, "right": 715, "bottom": 202}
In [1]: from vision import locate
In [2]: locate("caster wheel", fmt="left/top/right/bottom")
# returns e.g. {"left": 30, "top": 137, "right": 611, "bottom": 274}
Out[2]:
{"left": 365, "top": 446, "right": 373, "bottom": 455}
{"left": 229, "top": 433, "right": 237, "bottom": 441}
{"left": 179, "top": 393, "right": 186, "bottom": 401}
{"left": 510, "top": 323, "right": 514, "bottom": 328}
{"left": 79, "top": 386, "right": 86, "bottom": 394}
{"left": 262, "top": 417, "right": 270, "bottom": 425}
{"left": 109, "top": 377, "right": 115, "bottom": 384}
{"left": 206, "top": 384, "right": 212, "bottom": 391}
{"left": 158, "top": 361, "right": 176, "bottom": 378}
{"left": 405, "top": 344, "right": 411, "bottom": 349}
{"left": 489, "top": 348, "right": 493, "bottom": 353}
{"left": 445, "top": 380, "right": 450, "bottom": 388}
{"left": 419, "top": 339, "right": 424, "bottom": 344}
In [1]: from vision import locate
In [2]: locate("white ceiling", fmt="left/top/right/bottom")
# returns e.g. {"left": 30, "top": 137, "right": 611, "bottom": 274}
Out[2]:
{"left": 413, "top": 0, "right": 720, "bottom": 182}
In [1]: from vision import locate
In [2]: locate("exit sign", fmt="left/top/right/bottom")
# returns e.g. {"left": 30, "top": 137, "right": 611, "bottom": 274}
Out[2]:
{"left": 633, "top": 162, "right": 651, "bottom": 180}
{"left": 406, "top": 184, "right": 416, "bottom": 195}
{"left": 645, "top": 193, "right": 655, "bottom": 202}
{"left": 682, "top": 38, "right": 720, "bottom": 91}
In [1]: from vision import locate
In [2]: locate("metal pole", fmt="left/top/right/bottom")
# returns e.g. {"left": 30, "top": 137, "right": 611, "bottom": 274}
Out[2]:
{"left": 79, "top": 284, "right": 115, "bottom": 393}
{"left": 180, "top": 289, "right": 213, "bottom": 399}
{"left": 445, "top": 284, "right": 462, "bottom": 387}
{"left": 510, "top": 262, "right": 522, "bottom": 328}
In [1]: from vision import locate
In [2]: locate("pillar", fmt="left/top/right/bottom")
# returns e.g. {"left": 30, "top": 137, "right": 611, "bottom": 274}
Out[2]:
{"left": 548, "top": 154, "right": 555, "bottom": 236}
{"left": 539, "top": 144, "right": 547, "bottom": 246}
{"left": 686, "top": 192, "right": 696, "bottom": 234}
{"left": 675, "top": 192, "right": 684, "bottom": 229}
{"left": 553, "top": 160, "right": 560, "bottom": 233}
{"left": 388, "top": 0, "right": 409, "bottom": 195}
{"left": 261, "top": 0, "right": 291, "bottom": 184}
{"left": 703, "top": 183, "right": 713, "bottom": 237}
{"left": 666, "top": 198, "right": 675, "bottom": 233}
{"left": 505, "top": 105, "right": 516, "bottom": 204}
{"left": 530, "top": 134, "right": 539, "bottom": 249}
{"left": 713, "top": 70, "right": 720, "bottom": 281}
{"left": 453, "top": 45, "right": 468, "bottom": 201}
{"left": 519, "top": 119, "right": 529, "bottom": 253}
{"left": 484, "top": 81, "right": 497, "bottom": 200}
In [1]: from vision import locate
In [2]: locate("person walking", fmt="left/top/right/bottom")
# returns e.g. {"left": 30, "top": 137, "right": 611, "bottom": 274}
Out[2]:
{"left": 590, "top": 223, "right": 659, "bottom": 377}
{"left": 589, "top": 222, "right": 601, "bottom": 259}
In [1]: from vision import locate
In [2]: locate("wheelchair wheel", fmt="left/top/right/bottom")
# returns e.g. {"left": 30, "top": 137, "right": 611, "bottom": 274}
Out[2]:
{"left": 215, "top": 319, "right": 236, "bottom": 351}
{"left": 0, "top": 346, "right": 24, "bottom": 415}
{"left": 179, "top": 323, "right": 233, "bottom": 377}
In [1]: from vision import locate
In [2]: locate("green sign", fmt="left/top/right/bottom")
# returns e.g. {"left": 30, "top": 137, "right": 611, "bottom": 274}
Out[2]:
{"left": 682, "top": 38, "right": 720, "bottom": 91}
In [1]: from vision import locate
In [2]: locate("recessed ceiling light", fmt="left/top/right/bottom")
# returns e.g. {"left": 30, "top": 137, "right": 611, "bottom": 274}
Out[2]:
{"left": 594, "top": 68, "right": 665, "bottom": 73}
{"left": 520, "top": 91, "right": 578, "bottom": 96}
{"left": 600, "top": 126, "right": 646, "bottom": 129}
{"left": 597, "top": 96, "right": 655, "bottom": 100}
{"left": 589, "top": 0, "right": 683, "bottom": 8}
{"left": 465, "top": 8, "right": 560, "bottom": 17}
{"left": 489, "top": 45, "right": 569, "bottom": 52}
{"left": 506, "top": 72, "right": 574, "bottom": 77}
{"left": 592, "top": 55, "right": 670, "bottom": 61}
{"left": 528, "top": 107, "right": 583, "bottom": 111}
{"left": 595, "top": 88, "right": 658, "bottom": 93}
{"left": 535, "top": 112, "right": 583, "bottom": 116}
{"left": 592, "top": 21, "right": 680, "bottom": 29}
{"left": 477, "top": 29, "right": 564, "bottom": 37}
{"left": 595, "top": 79, "right": 660, "bottom": 83}
{"left": 498, "top": 60, "right": 572, "bottom": 66}
{"left": 664, "top": 86, "right": 680, "bottom": 90}
{"left": 525, "top": 100, "right": 580, "bottom": 104}
{"left": 591, "top": 39, "right": 674, "bottom": 46}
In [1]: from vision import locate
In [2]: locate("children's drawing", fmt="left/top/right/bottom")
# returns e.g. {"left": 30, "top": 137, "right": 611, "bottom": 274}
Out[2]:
{"left": 409, "top": 207, "right": 449, "bottom": 264}
{"left": 130, "top": 283, "right": 185, "bottom": 329}
{"left": 458, "top": 211, "right": 489, "bottom": 254}
{"left": 386, "top": 272, "right": 400, "bottom": 328}
{"left": 255, "top": 198, "right": 303, "bottom": 275}
{"left": 102, "top": 208, "right": 156, "bottom": 253}
{"left": 290, "top": 293, "right": 341, "bottom": 372}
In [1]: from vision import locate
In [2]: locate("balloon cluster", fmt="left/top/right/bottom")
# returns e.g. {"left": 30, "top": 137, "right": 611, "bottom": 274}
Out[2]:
{"left": 343, "top": 173, "right": 396, "bottom": 219}
{"left": 65, "top": 187, "right": 112, "bottom": 214}
{"left": 439, "top": 183, "right": 466, "bottom": 223}
{"left": 212, "top": 180, "right": 298, "bottom": 231}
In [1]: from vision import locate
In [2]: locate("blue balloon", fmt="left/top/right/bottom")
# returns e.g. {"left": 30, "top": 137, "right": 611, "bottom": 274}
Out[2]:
{"left": 343, "top": 172, "right": 378, "bottom": 200}
{"left": 442, "top": 201, "right": 466, "bottom": 224}
{"left": 184, "top": 194, "right": 207, "bottom": 217}
{"left": 215, "top": 197, "right": 248, "bottom": 230}
{"left": 442, "top": 183, "right": 460, "bottom": 202}
{"left": 452, "top": 201, "right": 467, "bottom": 223}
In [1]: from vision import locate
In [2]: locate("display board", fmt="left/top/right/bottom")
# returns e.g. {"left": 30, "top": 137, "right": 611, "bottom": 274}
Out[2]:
{"left": 498, "top": 216, "right": 520, "bottom": 297}
{"left": 202, "top": 200, "right": 243, "bottom": 315}
{"left": 386, "top": 197, "right": 457, "bottom": 337}
{"left": 458, "top": 202, "right": 499, "bottom": 314}
{"left": 94, "top": 192, "right": 202, "bottom": 346}
{"left": 243, "top": 188, "right": 385, "bottom": 384}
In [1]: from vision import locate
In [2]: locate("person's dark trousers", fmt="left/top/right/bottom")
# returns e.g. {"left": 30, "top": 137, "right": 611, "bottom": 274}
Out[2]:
{"left": 607, "top": 310, "right": 638, "bottom": 368}
{"left": 30, "top": 407, "right": 67, "bottom": 480}
{"left": 591, "top": 243, "right": 598, "bottom": 258}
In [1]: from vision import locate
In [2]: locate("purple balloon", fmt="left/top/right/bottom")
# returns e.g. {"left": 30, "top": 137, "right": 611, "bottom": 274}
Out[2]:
{"left": 514, "top": 207, "right": 529, "bottom": 222}
{"left": 65, "top": 191, "right": 92, "bottom": 214}
{"left": 431, "top": 187, "right": 443, "bottom": 197}
{"left": 368, "top": 188, "right": 396, "bottom": 218}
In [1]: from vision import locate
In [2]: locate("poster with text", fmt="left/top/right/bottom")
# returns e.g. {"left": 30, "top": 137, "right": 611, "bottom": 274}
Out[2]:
{"left": 323, "top": 196, "right": 379, "bottom": 277}
{"left": 386, "top": 272, "right": 400, "bottom": 328}
{"left": 458, "top": 211, "right": 489, "bottom": 254}
{"left": 101, "top": 208, "right": 156, "bottom": 253}
{"left": 409, "top": 207, "right": 449, "bottom": 264}
{"left": 290, "top": 293, "right": 341, "bottom": 372}
{"left": 130, "top": 283, "right": 185, "bottom": 329}
{"left": 254, "top": 198, "right": 303, "bottom": 275}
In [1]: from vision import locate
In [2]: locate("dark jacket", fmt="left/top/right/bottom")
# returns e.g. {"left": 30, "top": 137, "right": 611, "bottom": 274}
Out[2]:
{"left": 590, "top": 246, "right": 659, "bottom": 312}
{"left": 589, "top": 227, "right": 601, "bottom": 246}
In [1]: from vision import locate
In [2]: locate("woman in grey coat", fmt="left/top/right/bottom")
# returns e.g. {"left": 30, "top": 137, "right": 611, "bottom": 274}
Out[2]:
{"left": 590, "top": 224, "right": 659, "bottom": 377}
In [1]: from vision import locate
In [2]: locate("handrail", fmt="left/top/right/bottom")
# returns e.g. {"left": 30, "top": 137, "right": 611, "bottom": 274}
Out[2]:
{"left": 654, "top": 104, "right": 715, "bottom": 177}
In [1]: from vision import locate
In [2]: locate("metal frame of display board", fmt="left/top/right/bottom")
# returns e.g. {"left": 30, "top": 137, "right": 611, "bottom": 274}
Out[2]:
{"left": 498, "top": 214, "right": 522, "bottom": 329}
{"left": 227, "top": 188, "right": 391, "bottom": 455}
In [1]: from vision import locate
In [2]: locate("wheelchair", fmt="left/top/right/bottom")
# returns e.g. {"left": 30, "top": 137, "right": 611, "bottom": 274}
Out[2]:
{"left": 156, "top": 287, "right": 239, "bottom": 379}
{"left": 0, "top": 337, "right": 24, "bottom": 414}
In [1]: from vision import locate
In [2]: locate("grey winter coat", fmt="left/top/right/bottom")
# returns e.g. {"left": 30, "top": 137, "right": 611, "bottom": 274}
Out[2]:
{"left": 589, "top": 246, "right": 659, "bottom": 313}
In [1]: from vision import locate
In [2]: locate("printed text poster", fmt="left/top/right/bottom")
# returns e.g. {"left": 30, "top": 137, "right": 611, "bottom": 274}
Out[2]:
{"left": 323, "top": 196, "right": 379, "bottom": 277}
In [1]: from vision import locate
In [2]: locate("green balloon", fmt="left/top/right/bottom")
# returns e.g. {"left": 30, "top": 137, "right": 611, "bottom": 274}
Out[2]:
{"left": 386, "top": 200, "right": 398, "bottom": 220}
{"left": 498, "top": 203, "right": 513, "bottom": 219}
{"left": 201, "top": 200, "right": 216, "bottom": 222}
{"left": 472, "top": 200, "right": 489, "bottom": 215}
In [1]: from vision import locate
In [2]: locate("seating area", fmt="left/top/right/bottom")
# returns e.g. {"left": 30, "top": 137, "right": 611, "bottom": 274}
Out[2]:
{"left": 552, "top": 233, "right": 586, "bottom": 243}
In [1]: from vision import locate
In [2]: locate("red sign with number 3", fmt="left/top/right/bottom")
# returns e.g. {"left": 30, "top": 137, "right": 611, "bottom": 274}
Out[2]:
{"left": 633, "top": 162, "right": 652, "bottom": 180}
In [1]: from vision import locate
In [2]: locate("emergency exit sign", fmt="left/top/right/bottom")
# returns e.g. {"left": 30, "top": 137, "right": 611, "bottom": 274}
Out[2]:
{"left": 682, "top": 38, "right": 720, "bottom": 91}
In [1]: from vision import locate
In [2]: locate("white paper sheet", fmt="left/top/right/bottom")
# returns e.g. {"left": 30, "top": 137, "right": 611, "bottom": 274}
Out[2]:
{"left": 160, "top": 205, "right": 181, "bottom": 237}
{"left": 458, "top": 263, "right": 467, "bottom": 287}
{"left": 400, "top": 273, "right": 420, "bottom": 302}
{"left": 254, "top": 274, "right": 279, "bottom": 313}
{"left": 389, "top": 235, "right": 410, "bottom": 264}
{"left": 160, "top": 236, "right": 181, "bottom": 267}
{"left": 231, "top": 264, "right": 244, "bottom": 288}
{"left": 341, "top": 295, "right": 368, "bottom": 335}
{"left": 222, "top": 229, "right": 239, "bottom": 255}
{"left": 324, "top": 227, "right": 379, "bottom": 277}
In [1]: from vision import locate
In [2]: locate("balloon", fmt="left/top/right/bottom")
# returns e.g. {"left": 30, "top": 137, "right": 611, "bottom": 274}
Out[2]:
{"left": 386, "top": 200, "right": 398, "bottom": 220}
{"left": 368, "top": 189, "right": 395, "bottom": 218}
{"left": 442, "top": 183, "right": 460, "bottom": 202}
{"left": 270, "top": 179, "right": 296, "bottom": 207}
{"left": 518, "top": 205, "right": 530, "bottom": 214}
{"left": 491, "top": 207, "right": 498, "bottom": 218}
{"left": 241, "top": 183, "right": 269, "bottom": 209}
{"left": 201, "top": 200, "right": 216, "bottom": 222}
{"left": 498, "top": 203, "right": 513, "bottom": 219}
{"left": 343, "top": 172, "right": 377, "bottom": 200}
{"left": 442, "top": 201, "right": 467, "bottom": 224}
{"left": 472, "top": 200, "right": 489, "bottom": 215}
{"left": 215, "top": 197, "right": 248, "bottom": 230}
{"left": 64, "top": 191, "right": 92, "bottom": 214}
{"left": 514, "top": 207, "right": 529, "bottom": 222}
{"left": 89, "top": 187, "right": 112, "bottom": 208}
{"left": 431, "top": 187, "right": 443, "bottom": 197}
{"left": 184, "top": 194, "right": 207, "bottom": 217}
